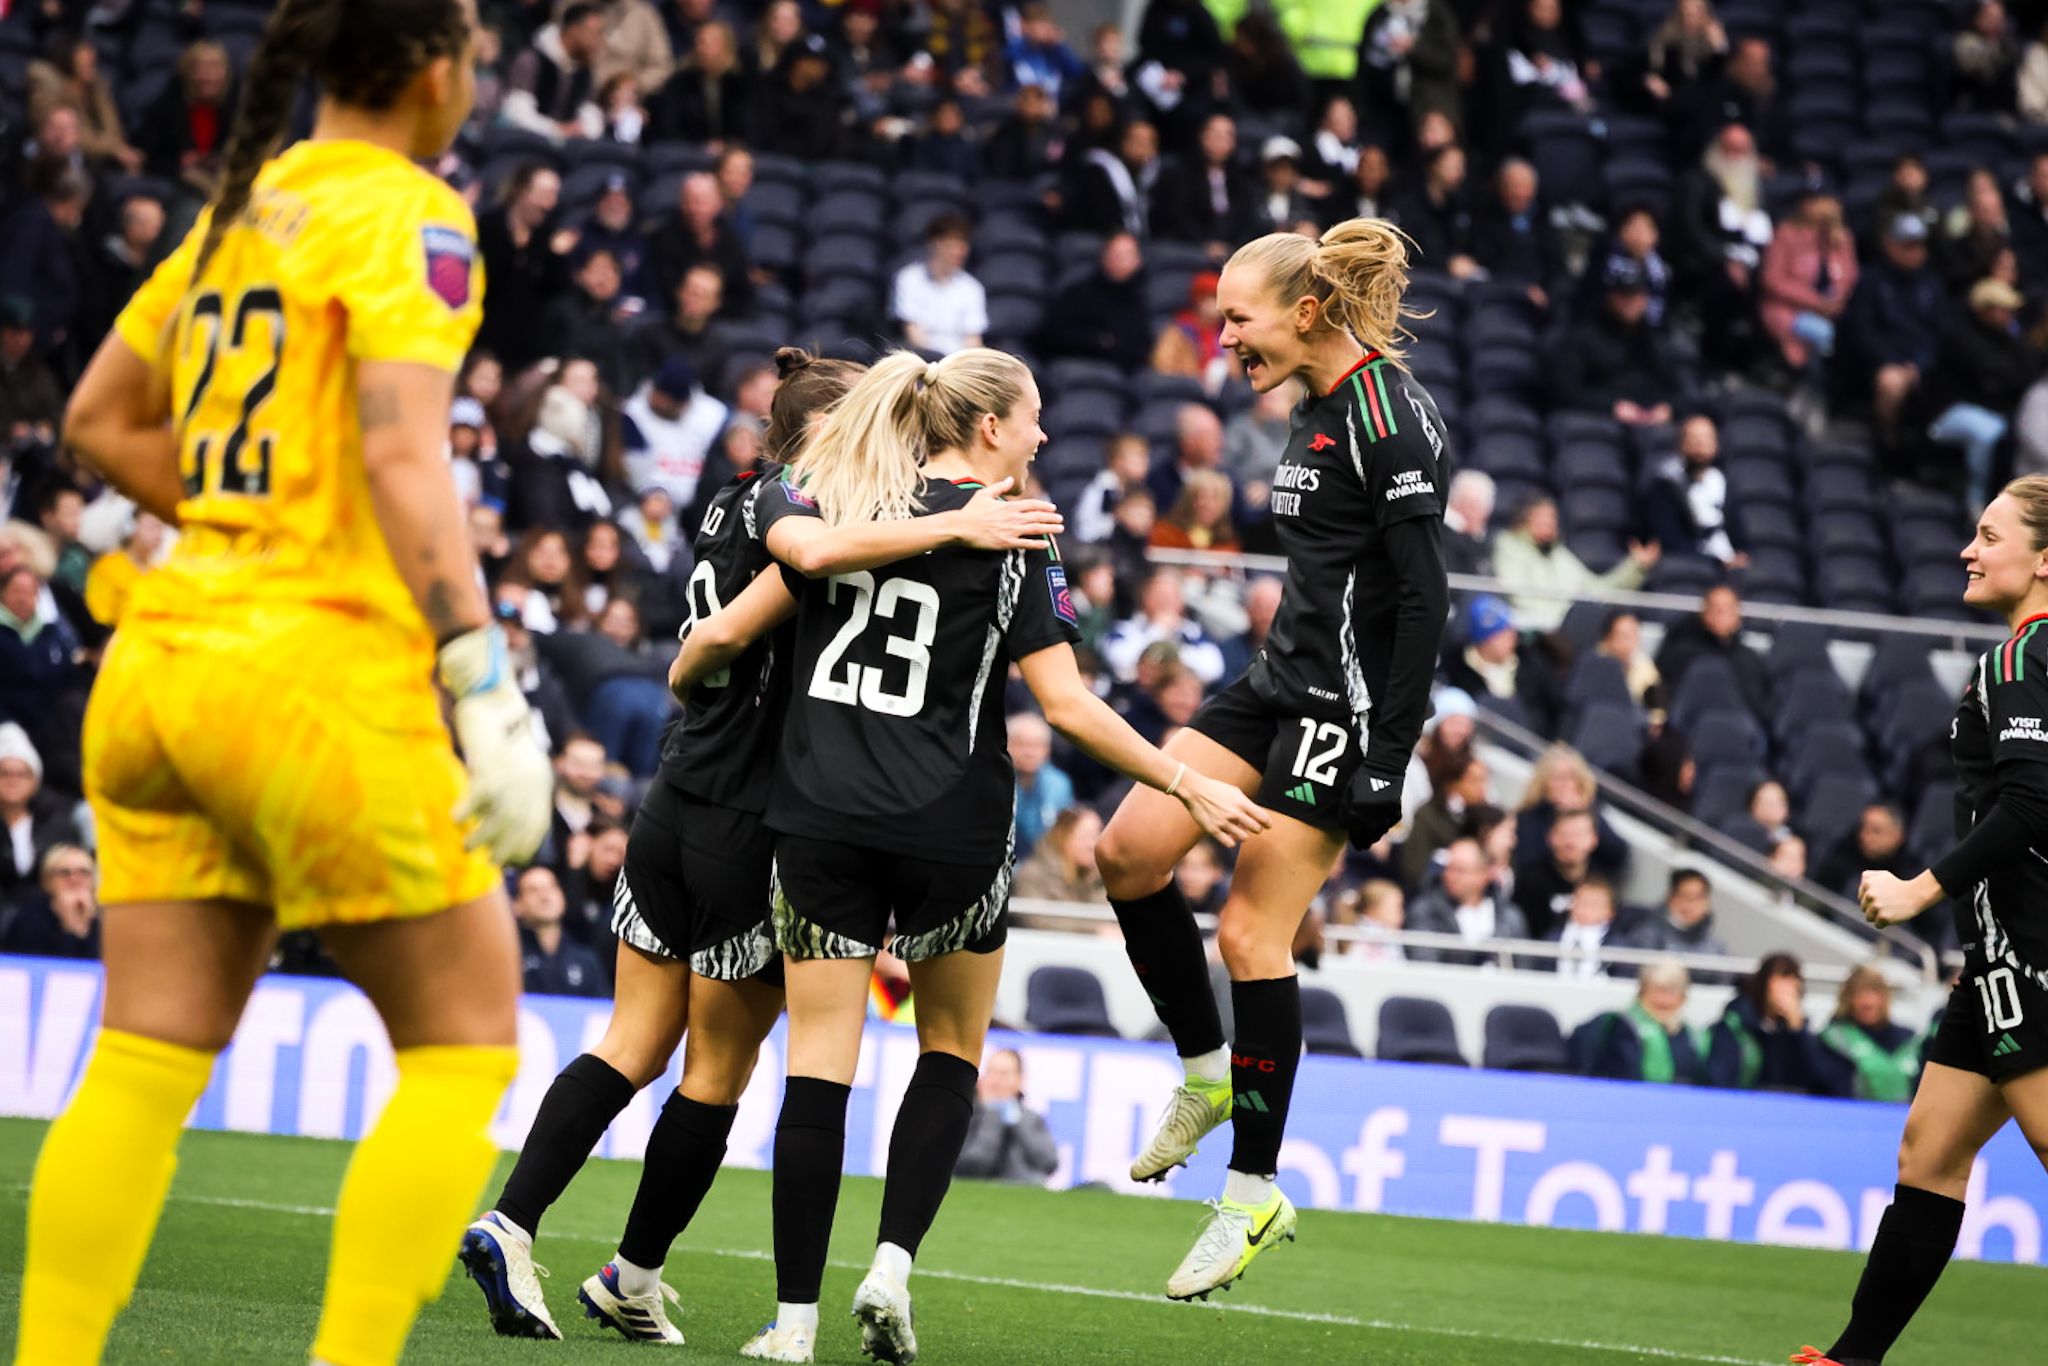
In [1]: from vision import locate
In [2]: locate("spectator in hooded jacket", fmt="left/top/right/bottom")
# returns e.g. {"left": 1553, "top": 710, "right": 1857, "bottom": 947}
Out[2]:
{"left": 651, "top": 19, "right": 755, "bottom": 144}
{"left": 503, "top": 2, "right": 607, "bottom": 140}
{"left": 1438, "top": 592, "right": 1562, "bottom": 734}
{"left": 751, "top": 36, "right": 847, "bottom": 161}
{"left": 1841, "top": 214, "right": 1950, "bottom": 449}
{"left": 476, "top": 165, "right": 577, "bottom": 372}
{"left": 1555, "top": 261, "right": 1688, "bottom": 422}
{"left": 1040, "top": 233, "right": 1153, "bottom": 373}
{"left": 1150, "top": 114, "right": 1264, "bottom": 261}
{"left": 1644, "top": 413, "right": 1750, "bottom": 567}
{"left": 1705, "top": 953, "right": 1839, "bottom": 1094}
{"left": 1926, "top": 279, "right": 2043, "bottom": 514}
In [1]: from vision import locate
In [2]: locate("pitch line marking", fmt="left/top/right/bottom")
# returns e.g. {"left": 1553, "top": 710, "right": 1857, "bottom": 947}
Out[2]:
{"left": 8, "top": 1187, "right": 1776, "bottom": 1366}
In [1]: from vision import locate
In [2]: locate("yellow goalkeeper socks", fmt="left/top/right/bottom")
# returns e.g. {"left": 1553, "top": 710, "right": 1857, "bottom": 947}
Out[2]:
{"left": 310, "top": 1045, "right": 517, "bottom": 1366}
{"left": 16, "top": 1029, "right": 216, "bottom": 1366}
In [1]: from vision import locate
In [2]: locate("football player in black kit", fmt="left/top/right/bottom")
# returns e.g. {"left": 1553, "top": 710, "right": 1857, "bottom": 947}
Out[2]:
{"left": 668, "top": 347, "right": 1270, "bottom": 1363}
{"left": 459, "top": 350, "right": 1064, "bottom": 1344}
{"left": 1092, "top": 220, "right": 1452, "bottom": 1301}
{"left": 1795, "top": 475, "right": 2048, "bottom": 1366}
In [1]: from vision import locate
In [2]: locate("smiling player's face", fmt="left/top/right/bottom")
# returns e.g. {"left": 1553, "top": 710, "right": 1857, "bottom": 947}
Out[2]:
{"left": 982, "top": 376, "right": 1046, "bottom": 488}
{"left": 1962, "top": 493, "right": 2048, "bottom": 613}
{"left": 1216, "top": 263, "right": 1308, "bottom": 393}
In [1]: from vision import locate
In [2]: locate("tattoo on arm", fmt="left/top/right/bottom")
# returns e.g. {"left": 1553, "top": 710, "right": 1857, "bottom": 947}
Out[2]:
{"left": 423, "top": 576, "right": 465, "bottom": 643}
{"left": 358, "top": 386, "right": 401, "bottom": 430}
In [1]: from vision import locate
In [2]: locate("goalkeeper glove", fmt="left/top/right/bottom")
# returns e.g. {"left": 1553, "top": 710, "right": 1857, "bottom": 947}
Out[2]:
{"left": 1339, "top": 763, "right": 1405, "bottom": 852}
{"left": 437, "top": 625, "right": 553, "bottom": 865}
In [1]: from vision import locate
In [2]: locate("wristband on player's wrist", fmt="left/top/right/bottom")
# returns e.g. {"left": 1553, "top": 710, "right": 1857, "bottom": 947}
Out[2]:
{"left": 1163, "top": 762, "right": 1187, "bottom": 798}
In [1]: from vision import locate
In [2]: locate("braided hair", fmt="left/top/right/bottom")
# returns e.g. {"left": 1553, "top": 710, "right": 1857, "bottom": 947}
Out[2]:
{"left": 188, "top": 0, "right": 470, "bottom": 287}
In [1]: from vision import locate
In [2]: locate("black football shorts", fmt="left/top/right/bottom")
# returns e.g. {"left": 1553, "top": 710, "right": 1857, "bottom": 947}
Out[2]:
{"left": 770, "top": 833, "right": 1010, "bottom": 963}
{"left": 1189, "top": 675, "right": 1358, "bottom": 832}
{"left": 1924, "top": 955, "right": 2048, "bottom": 1084}
{"left": 615, "top": 779, "right": 783, "bottom": 986}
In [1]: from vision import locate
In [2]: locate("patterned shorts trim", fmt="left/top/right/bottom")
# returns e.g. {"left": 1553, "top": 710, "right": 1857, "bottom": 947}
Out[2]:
{"left": 610, "top": 872, "right": 682, "bottom": 962}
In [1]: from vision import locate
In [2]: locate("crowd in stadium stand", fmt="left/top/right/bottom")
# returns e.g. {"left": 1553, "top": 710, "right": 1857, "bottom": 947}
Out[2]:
{"left": 0, "top": 0, "right": 2033, "bottom": 1096}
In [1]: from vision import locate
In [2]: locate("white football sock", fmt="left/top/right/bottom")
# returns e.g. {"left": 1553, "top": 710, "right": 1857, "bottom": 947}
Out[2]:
{"left": 776, "top": 1301, "right": 820, "bottom": 1333}
{"left": 871, "top": 1241, "right": 914, "bottom": 1285}
{"left": 1184, "top": 1047, "right": 1230, "bottom": 1084}
{"left": 1224, "top": 1169, "right": 1276, "bottom": 1205}
{"left": 614, "top": 1252, "right": 662, "bottom": 1298}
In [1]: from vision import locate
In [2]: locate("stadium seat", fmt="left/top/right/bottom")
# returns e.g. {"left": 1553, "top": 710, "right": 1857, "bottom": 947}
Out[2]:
{"left": 1570, "top": 700, "right": 1644, "bottom": 780}
{"left": 1724, "top": 458, "right": 1795, "bottom": 508}
{"left": 808, "top": 192, "right": 888, "bottom": 240}
{"left": 1771, "top": 668, "right": 1853, "bottom": 746}
{"left": 1798, "top": 771, "right": 1876, "bottom": 855}
{"left": 1908, "top": 781, "right": 1958, "bottom": 864}
{"left": 1482, "top": 1005, "right": 1570, "bottom": 1074}
{"left": 1670, "top": 656, "right": 1747, "bottom": 731}
{"left": 1471, "top": 430, "right": 1548, "bottom": 482}
{"left": 1689, "top": 708, "right": 1765, "bottom": 772}
{"left": 1469, "top": 393, "right": 1545, "bottom": 439}
{"left": 811, "top": 161, "right": 886, "bottom": 196}
{"left": 1044, "top": 391, "right": 1128, "bottom": 441}
{"left": 1302, "top": 988, "right": 1363, "bottom": 1057}
{"left": 1553, "top": 440, "right": 1632, "bottom": 492}
{"left": 1376, "top": 997, "right": 1468, "bottom": 1067}
{"left": 1558, "top": 600, "right": 1613, "bottom": 656}
{"left": 1742, "top": 503, "right": 1803, "bottom": 552}
{"left": 1023, "top": 967, "right": 1121, "bottom": 1038}
{"left": 1693, "top": 764, "right": 1767, "bottom": 829}
{"left": 1524, "top": 112, "right": 1606, "bottom": 213}
{"left": 1046, "top": 357, "right": 1127, "bottom": 399}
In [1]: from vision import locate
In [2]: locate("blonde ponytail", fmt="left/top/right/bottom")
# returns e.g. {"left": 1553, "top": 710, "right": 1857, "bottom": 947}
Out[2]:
{"left": 1225, "top": 217, "right": 1425, "bottom": 363}
{"left": 792, "top": 346, "right": 1033, "bottom": 526}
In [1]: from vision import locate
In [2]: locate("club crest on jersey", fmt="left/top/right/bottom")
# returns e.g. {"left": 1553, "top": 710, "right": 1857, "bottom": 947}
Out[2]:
{"left": 1047, "top": 564, "right": 1078, "bottom": 624}
{"left": 421, "top": 226, "right": 473, "bottom": 309}
{"left": 1308, "top": 432, "right": 1336, "bottom": 451}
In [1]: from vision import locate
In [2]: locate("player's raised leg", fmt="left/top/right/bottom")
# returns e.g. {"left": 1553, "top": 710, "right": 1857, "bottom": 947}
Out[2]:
{"left": 466, "top": 938, "right": 688, "bottom": 1339}
{"left": 1164, "top": 815, "right": 1338, "bottom": 1301}
{"left": 311, "top": 892, "right": 521, "bottom": 1366}
{"left": 1096, "top": 727, "right": 1263, "bottom": 1181}
{"left": 582, "top": 973, "right": 782, "bottom": 1344}
{"left": 16, "top": 900, "right": 274, "bottom": 1366}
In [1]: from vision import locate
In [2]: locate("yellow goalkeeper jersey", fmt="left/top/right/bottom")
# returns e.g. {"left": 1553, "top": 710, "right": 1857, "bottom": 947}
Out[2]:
{"left": 112, "top": 138, "right": 483, "bottom": 686}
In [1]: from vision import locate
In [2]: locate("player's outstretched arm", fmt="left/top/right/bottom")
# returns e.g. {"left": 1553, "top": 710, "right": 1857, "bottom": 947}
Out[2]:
{"left": 767, "top": 477, "right": 1064, "bottom": 578}
{"left": 359, "top": 358, "right": 551, "bottom": 864}
{"left": 669, "top": 565, "right": 799, "bottom": 702}
{"left": 1017, "top": 643, "right": 1272, "bottom": 848}
{"left": 64, "top": 335, "right": 186, "bottom": 522}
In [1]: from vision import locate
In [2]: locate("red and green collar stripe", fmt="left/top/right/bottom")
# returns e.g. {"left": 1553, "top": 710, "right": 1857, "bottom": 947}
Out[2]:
{"left": 1332, "top": 351, "right": 1399, "bottom": 443}
{"left": 1998, "top": 612, "right": 2048, "bottom": 682}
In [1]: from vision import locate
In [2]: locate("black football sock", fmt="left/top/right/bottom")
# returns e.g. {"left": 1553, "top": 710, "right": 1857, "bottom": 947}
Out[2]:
{"left": 771, "top": 1077, "right": 851, "bottom": 1305}
{"left": 616, "top": 1092, "right": 740, "bottom": 1270}
{"left": 1227, "top": 976, "right": 1302, "bottom": 1177}
{"left": 495, "top": 1053, "right": 636, "bottom": 1237}
{"left": 1108, "top": 883, "right": 1225, "bottom": 1057}
{"left": 875, "top": 1052, "right": 979, "bottom": 1258}
{"left": 1827, "top": 1184, "right": 1966, "bottom": 1364}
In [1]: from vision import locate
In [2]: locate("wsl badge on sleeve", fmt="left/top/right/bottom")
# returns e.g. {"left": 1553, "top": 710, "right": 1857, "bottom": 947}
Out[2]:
{"left": 1047, "top": 564, "right": 1077, "bottom": 624}
{"left": 421, "top": 226, "right": 474, "bottom": 310}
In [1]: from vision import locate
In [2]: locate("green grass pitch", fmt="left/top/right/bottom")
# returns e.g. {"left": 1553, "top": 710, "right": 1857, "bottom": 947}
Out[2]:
{"left": 0, "top": 1116, "right": 2041, "bottom": 1364}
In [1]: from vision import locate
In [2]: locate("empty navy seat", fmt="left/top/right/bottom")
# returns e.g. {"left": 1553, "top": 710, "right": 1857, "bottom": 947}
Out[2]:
{"left": 1799, "top": 771, "right": 1876, "bottom": 855}
{"left": 1694, "top": 764, "right": 1767, "bottom": 828}
{"left": 1044, "top": 391, "right": 1127, "bottom": 439}
{"left": 1908, "top": 781, "right": 1958, "bottom": 864}
{"left": 1670, "top": 655, "right": 1748, "bottom": 731}
{"left": 1472, "top": 430, "right": 1548, "bottom": 481}
{"left": 1553, "top": 440, "right": 1631, "bottom": 492}
{"left": 1571, "top": 700, "right": 1644, "bottom": 779}
{"left": 1561, "top": 653, "right": 1634, "bottom": 712}
{"left": 1302, "top": 988, "right": 1363, "bottom": 1057}
{"left": 1046, "top": 357, "right": 1127, "bottom": 399}
{"left": 1690, "top": 708, "right": 1765, "bottom": 772}
{"left": 809, "top": 192, "right": 888, "bottom": 239}
{"left": 1765, "top": 620, "right": 1835, "bottom": 680}
{"left": 1483, "top": 1005, "right": 1570, "bottom": 1073}
{"left": 1377, "top": 997, "right": 1468, "bottom": 1067}
{"left": 1024, "top": 967, "right": 1120, "bottom": 1038}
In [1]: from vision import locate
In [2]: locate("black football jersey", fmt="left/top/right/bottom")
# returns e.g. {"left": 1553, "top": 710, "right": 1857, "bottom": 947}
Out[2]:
{"left": 764, "top": 477, "right": 1083, "bottom": 863}
{"left": 1249, "top": 351, "right": 1450, "bottom": 767}
{"left": 1950, "top": 617, "right": 2048, "bottom": 982}
{"left": 658, "top": 462, "right": 791, "bottom": 812}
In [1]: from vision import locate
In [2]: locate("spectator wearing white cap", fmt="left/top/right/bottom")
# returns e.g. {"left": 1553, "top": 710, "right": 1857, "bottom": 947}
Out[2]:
{"left": 1442, "top": 469, "right": 1496, "bottom": 577}
{"left": 1926, "top": 277, "right": 2043, "bottom": 513}
{"left": 1255, "top": 136, "right": 1320, "bottom": 237}
{"left": 0, "top": 723, "right": 80, "bottom": 913}
{"left": 621, "top": 355, "right": 729, "bottom": 512}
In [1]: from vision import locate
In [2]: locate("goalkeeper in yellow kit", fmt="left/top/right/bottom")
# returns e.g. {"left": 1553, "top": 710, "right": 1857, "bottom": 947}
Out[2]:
{"left": 12, "top": 1, "right": 554, "bottom": 1364}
